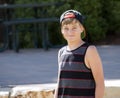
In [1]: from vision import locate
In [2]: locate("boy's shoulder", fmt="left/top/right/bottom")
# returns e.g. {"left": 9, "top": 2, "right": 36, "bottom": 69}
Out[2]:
{"left": 58, "top": 46, "right": 66, "bottom": 55}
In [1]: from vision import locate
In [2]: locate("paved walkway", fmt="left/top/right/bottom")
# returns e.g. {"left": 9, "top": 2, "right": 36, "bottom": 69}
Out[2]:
{"left": 0, "top": 45, "right": 120, "bottom": 88}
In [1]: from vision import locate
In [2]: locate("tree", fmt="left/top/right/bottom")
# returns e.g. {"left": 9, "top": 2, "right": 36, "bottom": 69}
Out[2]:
{"left": 0, "top": 0, "right": 14, "bottom": 49}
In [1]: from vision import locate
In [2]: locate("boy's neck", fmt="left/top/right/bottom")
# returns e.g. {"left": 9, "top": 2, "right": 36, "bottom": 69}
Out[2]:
{"left": 67, "top": 40, "right": 85, "bottom": 51}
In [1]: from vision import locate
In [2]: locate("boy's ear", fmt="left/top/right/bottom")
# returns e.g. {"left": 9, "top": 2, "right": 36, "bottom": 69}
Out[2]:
{"left": 80, "top": 24, "right": 84, "bottom": 31}
{"left": 81, "top": 31, "right": 85, "bottom": 39}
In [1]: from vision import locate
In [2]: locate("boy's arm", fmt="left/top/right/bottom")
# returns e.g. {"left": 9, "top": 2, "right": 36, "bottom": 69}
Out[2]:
{"left": 54, "top": 49, "right": 61, "bottom": 98}
{"left": 86, "top": 46, "right": 105, "bottom": 98}
{"left": 54, "top": 84, "right": 58, "bottom": 98}
{"left": 54, "top": 66, "right": 60, "bottom": 98}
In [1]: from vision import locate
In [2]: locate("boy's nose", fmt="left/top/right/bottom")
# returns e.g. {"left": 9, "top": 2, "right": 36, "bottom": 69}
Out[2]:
{"left": 68, "top": 29, "right": 73, "bottom": 34}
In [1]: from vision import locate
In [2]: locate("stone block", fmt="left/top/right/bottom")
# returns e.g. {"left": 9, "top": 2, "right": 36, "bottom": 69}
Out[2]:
{"left": 0, "top": 80, "right": 120, "bottom": 98}
{"left": 9, "top": 83, "right": 56, "bottom": 98}
{"left": 0, "top": 92, "right": 9, "bottom": 98}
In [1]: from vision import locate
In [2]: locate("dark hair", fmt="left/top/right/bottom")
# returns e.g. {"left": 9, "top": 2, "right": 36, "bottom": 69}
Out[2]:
{"left": 61, "top": 18, "right": 78, "bottom": 26}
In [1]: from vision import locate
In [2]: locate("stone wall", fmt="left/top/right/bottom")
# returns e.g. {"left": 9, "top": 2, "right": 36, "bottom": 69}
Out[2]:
{"left": 0, "top": 91, "right": 9, "bottom": 98}
{"left": 0, "top": 80, "right": 120, "bottom": 98}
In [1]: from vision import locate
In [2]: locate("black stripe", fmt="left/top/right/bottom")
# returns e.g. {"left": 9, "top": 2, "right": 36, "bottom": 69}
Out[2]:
{"left": 60, "top": 71, "right": 94, "bottom": 79}
{"left": 73, "top": 54, "right": 84, "bottom": 62}
{"left": 62, "top": 54, "right": 84, "bottom": 62}
{"left": 59, "top": 79, "right": 95, "bottom": 88}
{"left": 58, "top": 88, "right": 95, "bottom": 96}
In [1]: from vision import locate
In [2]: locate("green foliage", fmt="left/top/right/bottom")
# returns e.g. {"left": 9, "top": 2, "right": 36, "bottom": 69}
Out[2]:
{"left": 72, "top": 0, "right": 107, "bottom": 41}
{"left": 107, "top": 0, "right": 120, "bottom": 35}
{"left": 13, "top": 0, "right": 120, "bottom": 48}
{"left": 19, "top": 32, "right": 34, "bottom": 48}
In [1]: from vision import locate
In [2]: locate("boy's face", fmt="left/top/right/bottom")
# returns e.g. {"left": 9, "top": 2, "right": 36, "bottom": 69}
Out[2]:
{"left": 61, "top": 19, "right": 84, "bottom": 43}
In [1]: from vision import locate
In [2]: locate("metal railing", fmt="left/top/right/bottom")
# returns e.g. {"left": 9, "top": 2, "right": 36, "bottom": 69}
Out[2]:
{"left": 0, "top": 2, "right": 63, "bottom": 52}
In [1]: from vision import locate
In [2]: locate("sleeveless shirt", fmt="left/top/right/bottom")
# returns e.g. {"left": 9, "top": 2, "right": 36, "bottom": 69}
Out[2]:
{"left": 58, "top": 43, "right": 95, "bottom": 98}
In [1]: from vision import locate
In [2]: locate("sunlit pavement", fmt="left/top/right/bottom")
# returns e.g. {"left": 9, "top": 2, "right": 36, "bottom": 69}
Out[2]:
{"left": 0, "top": 45, "right": 120, "bottom": 90}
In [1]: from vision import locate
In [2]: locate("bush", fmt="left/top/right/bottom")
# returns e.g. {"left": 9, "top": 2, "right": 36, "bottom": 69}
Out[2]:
{"left": 14, "top": 0, "right": 120, "bottom": 48}
{"left": 68, "top": 0, "right": 107, "bottom": 42}
{"left": 104, "top": 0, "right": 120, "bottom": 35}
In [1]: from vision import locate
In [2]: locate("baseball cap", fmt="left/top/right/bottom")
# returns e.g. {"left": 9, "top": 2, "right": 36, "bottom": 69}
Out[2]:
{"left": 60, "top": 9, "right": 85, "bottom": 24}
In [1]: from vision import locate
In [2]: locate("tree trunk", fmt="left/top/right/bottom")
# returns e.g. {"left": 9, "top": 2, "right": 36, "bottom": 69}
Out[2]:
{"left": 0, "top": 0, "right": 14, "bottom": 46}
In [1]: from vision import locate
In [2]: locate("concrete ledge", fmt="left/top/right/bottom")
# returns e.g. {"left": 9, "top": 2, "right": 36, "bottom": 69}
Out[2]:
{"left": 104, "top": 87, "right": 120, "bottom": 98}
{"left": 10, "top": 83, "right": 56, "bottom": 98}
{"left": 104, "top": 80, "right": 120, "bottom": 98}
{"left": 0, "top": 80, "right": 120, "bottom": 98}
{"left": 0, "top": 91, "right": 9, "bottom": 98}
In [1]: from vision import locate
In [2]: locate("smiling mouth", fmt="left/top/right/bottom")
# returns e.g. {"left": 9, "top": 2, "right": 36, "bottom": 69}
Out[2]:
{"left": 68, "top": 35, "right": 74, "bottom": 37}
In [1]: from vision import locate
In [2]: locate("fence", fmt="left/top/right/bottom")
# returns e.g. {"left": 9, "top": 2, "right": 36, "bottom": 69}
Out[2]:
{"left": 0, "top": 2, "right": 63, "bottom": 52}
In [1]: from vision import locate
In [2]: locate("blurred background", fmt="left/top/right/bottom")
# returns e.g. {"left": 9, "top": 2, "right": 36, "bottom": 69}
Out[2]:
{"left": 0, "top": 0, "right": 120, "bottom": 89}
{"left": 0, "top": 0, "right": 120, "bottom": 52}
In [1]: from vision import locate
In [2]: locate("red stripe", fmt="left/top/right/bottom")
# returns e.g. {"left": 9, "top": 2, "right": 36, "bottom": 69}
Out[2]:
{"left": 61, "top": 69, "right": 90, "bottom": 72}
{"left": 73, "top": 53, "right": 84, "bottom": 55}
{"left": 62, "top": 53, "right": 83, "bottom": 56}
{"left": 62, "top": 61, "right": 83, "bottom": 64}
{"left": 58, "top": 95, "right": 94, "bottom": 98}
{"left": 60, "top": 78, "right": 92, "bottom": 81}
{"left": 59, "top": 86, "right": 95, "bottom": 89}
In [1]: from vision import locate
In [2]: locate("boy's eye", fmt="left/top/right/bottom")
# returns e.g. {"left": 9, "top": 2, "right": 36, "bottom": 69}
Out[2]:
{"left": 63, "top": 28, "right": 68, "bottom": 30}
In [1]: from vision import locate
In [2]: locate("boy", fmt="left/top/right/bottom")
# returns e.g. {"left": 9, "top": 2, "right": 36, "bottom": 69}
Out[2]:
{"left": 54, "top": 10, "right": 105, "bottom": 98}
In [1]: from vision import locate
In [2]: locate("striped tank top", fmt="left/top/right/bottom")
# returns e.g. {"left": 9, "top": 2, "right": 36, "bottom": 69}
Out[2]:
{"left": 58, "top": 43, "right": 95, "bottom": 98}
